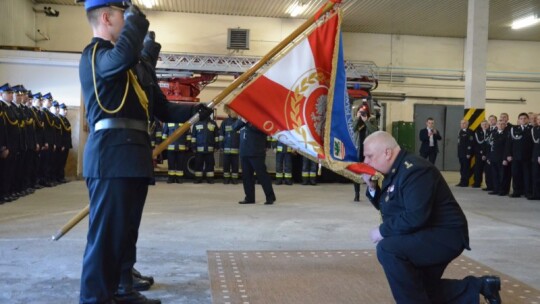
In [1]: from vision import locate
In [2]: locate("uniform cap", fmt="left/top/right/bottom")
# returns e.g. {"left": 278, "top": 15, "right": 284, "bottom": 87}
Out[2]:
{"left": 11, "top": 84, "right": 27, "bottom": 93}
{"left": 60, "top": 103, "right": 67, "bottom": 109}
{"left": 52, "top": 101, "right": 60, "bottom": 107}
{"left": 31, "top": 92, "right": 43, "bottom": 99}
{"left": 80, "top": 0, "right": 132, "bottom": 12}
{"left": 27, "top": 90, "right": 33, "bottom": 98}
{"left": 43, "top": 92, "right": 53, "bottom": 100}
{"left": 0, "top": 83, "right": 13, "bottom": 93}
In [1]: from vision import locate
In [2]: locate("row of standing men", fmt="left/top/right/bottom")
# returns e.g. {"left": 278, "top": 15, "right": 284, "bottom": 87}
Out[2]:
{"left": 0, "top": 83, "right": 72, "bottom": 204}
{"left": 153, "top": 109, "right": 319, "bottom": 186}
{"left": 420, "top": 112, "right": 540, "bottom": 200}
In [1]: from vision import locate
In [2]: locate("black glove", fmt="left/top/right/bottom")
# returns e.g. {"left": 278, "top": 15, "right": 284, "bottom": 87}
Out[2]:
{"left": 124, "top": 4, "right": 145, "bottom": 20}
{"left": 145, "top": 31, "right": 156, "bottom": 43}
{"left": 192, "top": 103, "right": 213, "bottom": 121}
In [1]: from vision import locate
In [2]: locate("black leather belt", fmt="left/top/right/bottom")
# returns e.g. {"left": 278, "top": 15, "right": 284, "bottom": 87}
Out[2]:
{"left": 94, "top": 118, "right": 147, "bottom": 132}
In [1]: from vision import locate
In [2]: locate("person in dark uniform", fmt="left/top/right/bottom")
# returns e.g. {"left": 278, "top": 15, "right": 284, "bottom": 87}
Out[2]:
{"left": 487, "top": 120, "right": 509, "bottom": 196}
{"left": 191, "top": 115, "right": 219, "bottom": 184}
{"left": 58, "top": 103, "right": 72, "bottom": 183}
{"left": 362, "top": 131, "right": 501, "bottom": 304}
{"left": 352, "top": 103, "right": 378, "bottom": 201}
{"left": 40, "top": 93, "right": 56, "bottom": 187}
{"left": 472, "top": 120, "right": 489, "bottom": 188}
{"left": 506, "top": 112, "right": 533, "bottom": 198}
{"left": 162, "top": 121, "right": 191, "bottom": 184}
{"left": 301, "top": 156, "right": 318, "bottom": 185}
{"left": 530, "top": 115, "right": 540, "bottom": 200}
{"left": 10, "top": 85, "right": 31, "bottom": 197}
{"left": 219, "top": 105, "right": 240, "bottom": 185}
{"left": 233, "top": 119, "right": 276, "bottom": 205}
{"left": 483, "top": 115, "right": 498, "bottom": 192}
{"left": 0, "top": 84, "right": 11, "bottom": 204}
{"left": 50, "top": 101, "right": 64, "bottom": 184}
{"left": 273, "top": 140, "right": 294, "bottom": 186}
{"left": 78, "top": 1, "right": 212, "bottom": 303}
{"left": 418, "top": 117, "right": 442, "bottom": 165}
{"left": 457, "top": 119, "right": 474, "bottom": 187}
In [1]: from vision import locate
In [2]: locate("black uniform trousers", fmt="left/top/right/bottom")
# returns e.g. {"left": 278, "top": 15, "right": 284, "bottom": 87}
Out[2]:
{"left": 484, "top": 161, "right": 493, "bottom": 190}
{"left": 222, "top": 153, "right": 239, "bottom": 179}
{"left": 241, "top": 155, "right": 274, "bottom": 202}
{"left": 472, "top": 155, "right": 485, "bottom": 187}
{"left": 194, "top": 152, "right": 215, "bottom": 178}
{"left": 167, "top": 150, "right": 185, "bottom": 176}
{"left": 490, "top": 161, "right": 504, "bottom": 194}
{"left": 511, "top": 159, "right": 531, "bottom": 196}
{"left": 532, "top": 159, "right": 540, "bottom": 198}
{"left": 377, "top": 232, "right": 480, "bottom": 304}
{"left": 458, "top": 157, "right": 470, "bottom": 186}
{"left": 80, "top": 178, "right": 148, "bottom": 304}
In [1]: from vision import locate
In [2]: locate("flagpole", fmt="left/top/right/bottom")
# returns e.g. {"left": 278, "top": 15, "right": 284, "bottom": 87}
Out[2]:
{"left": 52, "top": 0, "right": 342, "bottom": 241}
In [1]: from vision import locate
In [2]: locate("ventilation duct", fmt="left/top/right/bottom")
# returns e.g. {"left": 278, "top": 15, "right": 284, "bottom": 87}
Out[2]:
{"left": 227, "top": 28, "right": 250, "bottom": 50}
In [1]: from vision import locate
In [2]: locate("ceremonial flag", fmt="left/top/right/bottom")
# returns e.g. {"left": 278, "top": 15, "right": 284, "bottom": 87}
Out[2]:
{"left": 228, "top": 9, "right": 376, "bottom": 180}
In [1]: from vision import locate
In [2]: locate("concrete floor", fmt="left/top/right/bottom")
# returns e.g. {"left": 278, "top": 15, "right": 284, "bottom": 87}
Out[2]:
{"left": 1, "top": 172, "right": 539, "bottom": 304}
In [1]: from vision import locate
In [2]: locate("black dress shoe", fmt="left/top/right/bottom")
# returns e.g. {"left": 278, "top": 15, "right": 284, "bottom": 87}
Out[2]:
{"left": 133, "top": 268, "right": 154, "bottom": 285}
{"left": 498, "top": 192, "right": 508, "bottom": 196}
{"left": 114, "top": 290, "right": 161, "bottom": 304}
{"left": 238, "top": 200, "right": 255, "bottom": 204}
{"left": 353, "top": 193, "right": 360, "bottom": 202}
{"left": 509, "top": 193, "right": 522, "bottom": 198}
{"left": 527, "top": 196, "right": 540, "bottom": 200}
{"left": 231, "top": 179, "right": 238, "bottom": 185}
{"left": 264, "top": 198, "right": 276, "bottom": 205}
{"left": 479, "top": 275, "right": 501, "bottom": 304}
{"left": 455, "top": 183, "right": 467, "bottom": 187}
{"left": 132, "top": 276, "right": 151, "bottom": 292}
{"left": 488, "top": 191, "right": 499, "bottom": 195}
{"left": 472, "top": 185, "right": 481, "bottom": 188}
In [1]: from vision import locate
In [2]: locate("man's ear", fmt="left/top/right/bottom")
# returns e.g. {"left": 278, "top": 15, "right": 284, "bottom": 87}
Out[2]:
{"left": 100, "top": 9, "right": 112, "bottom": 26}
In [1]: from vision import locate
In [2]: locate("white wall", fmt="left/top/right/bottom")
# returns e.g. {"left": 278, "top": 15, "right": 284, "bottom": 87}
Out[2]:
{"left": 1, "top": 1, "right": 539, "bottom": 127}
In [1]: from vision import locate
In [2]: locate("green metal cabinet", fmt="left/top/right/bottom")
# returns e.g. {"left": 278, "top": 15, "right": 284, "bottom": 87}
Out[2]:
{"left": 391, "top": 121, "right": 415, "bottom": 153}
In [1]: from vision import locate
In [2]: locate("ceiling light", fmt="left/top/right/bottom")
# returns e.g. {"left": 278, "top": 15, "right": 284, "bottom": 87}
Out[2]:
{"left": 287, "top": 1, "right": 307, "bottom": 17}
{"left": 139, "top": 0, "right": 157, "bottom": 9}
{"left": 511, "top": 15, "right": 540, "bottom": 30}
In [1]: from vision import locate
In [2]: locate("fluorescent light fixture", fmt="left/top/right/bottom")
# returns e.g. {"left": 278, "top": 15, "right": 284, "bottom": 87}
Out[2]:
{"left": 287, "top": 1, "right": 307, "bottom": 17}
{"left": 511, "top": 15, "right": 539, "bottom": 30}
{"left": 139, "top": 0, "right": 156, "bottom": 9}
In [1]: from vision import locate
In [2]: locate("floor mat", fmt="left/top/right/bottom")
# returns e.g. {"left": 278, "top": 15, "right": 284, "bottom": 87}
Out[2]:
{"left": 207, "top": 249, "right": 540, "bottom": 304}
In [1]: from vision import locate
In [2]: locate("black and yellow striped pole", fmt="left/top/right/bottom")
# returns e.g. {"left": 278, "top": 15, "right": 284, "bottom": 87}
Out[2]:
{"left": 464, "top": 108, "right": 485, "bottom": 186}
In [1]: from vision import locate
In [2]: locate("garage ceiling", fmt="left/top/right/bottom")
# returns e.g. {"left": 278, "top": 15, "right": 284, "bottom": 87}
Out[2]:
{"left": 33, "top": 0, "right": 540, "bottom": 41}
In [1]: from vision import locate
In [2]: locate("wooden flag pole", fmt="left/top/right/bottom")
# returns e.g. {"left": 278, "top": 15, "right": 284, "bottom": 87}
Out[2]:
{"left": 52, "top": 0, "right": 340, "bottom": 241}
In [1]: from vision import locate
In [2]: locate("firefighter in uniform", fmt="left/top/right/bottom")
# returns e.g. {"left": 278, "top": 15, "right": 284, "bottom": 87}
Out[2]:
{"left": 40, "top": 93, "right": 57, "bottom": 187}
{"left": 530, "top": 115, "right": 540, "bottom": 200}
{"left": 273, "top": 139, "right": 294, "bottom": 185}
{"left": 11, "top": 85, "right": 30, "bottom": 196}
{"left": 77, "top": 1, "right": 212, "bottom": 303}
{"left": 457, "top": 119, "right": 474, "bottom": 187}
{"left": 487, "top": 120, "right": 509, "bottom": 196}
{"left": 29, "top": 92, "right": 45, "bottom": 189}
{"left": 219, "top": 106, "right": 240, "bottom": 184}
{"left": 0, "top": 84, "right": 9, "bottom": 204}
{"left": 51, "top": 101, "right": 64, "bottom": 184}
{"left": 162, "top": 121, "right": 191, "bottom": 183}
{"left": 234, "top": 119, "right": 276, "bottom": 205}
{"left": 58, "top": 103, "right": 72, "bottom": 183}
{"left": 362, "top": 131, "right": 501, "bottom": 304}
{"left": 191, "top": 115, "right": 219, "bottom": 184}
{"left": 301, "top": 156, "right": 317, "bottom": 185}
{"left": 1, "top": 84, "right": 22, "bottom": 202}
{"left": 506, "top": 112, "right": 533, "bottom": 198}
{"left": 472, "top": 120, "right": 489, "bottom": 188}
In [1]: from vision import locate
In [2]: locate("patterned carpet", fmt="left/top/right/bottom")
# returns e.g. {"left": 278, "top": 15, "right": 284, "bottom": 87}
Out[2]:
{"left": 208, "top": 249, "right": 540, "bottom": 304}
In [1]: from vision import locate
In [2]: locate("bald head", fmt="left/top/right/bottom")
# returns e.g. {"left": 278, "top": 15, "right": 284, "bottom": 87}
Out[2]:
{"left": 363, "top": 131, "right": 401, "bottom": 174}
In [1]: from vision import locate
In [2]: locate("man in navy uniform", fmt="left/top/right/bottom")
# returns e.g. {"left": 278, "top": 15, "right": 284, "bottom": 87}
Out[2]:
{"left": 472, "top": 120, "right": 489, "bottom": 188}
{"left": 77, "top": 1, "right": 212, "bottom": 303}
{"left": 29, "top": 92, "right": 45, "bottom": 189}
{"left": 506, "top": 112, "right": 533, "bottom": 198}
{"left": 0, "top": 84, "right": 11, "bottom": 203}
{"left": 191, "top": 115, "right": 219, "bottom": 184}
{"left": 234, "top": 119, "right": 276, "bottom": 205}
{"left": 418, "top": 117, "right": 442, "bottom": 165}
{"left": 58, "top": 103, "right": 72, "bottom": 183}
{"left": 219, "top": 105, "right": 240, "bottom": 184}
{"left": 362, "top": 131, "right": 501, "bottom": 304}
{"left": 530, "top": 115, "right": 540, "bottom": 200}
{"left": 457, "top": 119, "right": 474, "bottom": 187}
{"left": 162, "top": 121, "right": 191, "bottom": 183}
{"left": 1, "top": 83, "right": 22, "bottom": 202}
{"left": 487, "top": 120, "right": 509, "bottom": 196}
